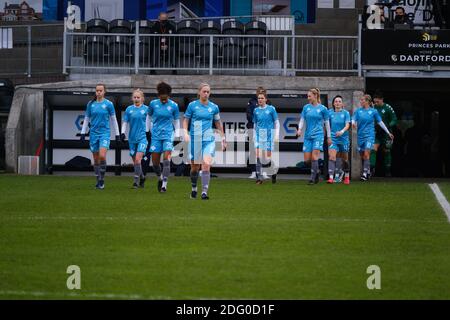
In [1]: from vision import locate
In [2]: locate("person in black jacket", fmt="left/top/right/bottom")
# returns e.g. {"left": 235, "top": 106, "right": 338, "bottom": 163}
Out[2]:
{"left": 151, "top": 12, "right": 177, "bottom": 74}
{"left": 247, "top": 87, "right": 268, "bottom": 179}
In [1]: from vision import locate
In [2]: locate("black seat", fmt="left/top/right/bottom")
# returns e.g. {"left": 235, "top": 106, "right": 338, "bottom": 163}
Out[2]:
{"left": 221, "top": 21, "right": 245, "bottom": 65}
{"left": 244, "top": 21, "right": 267, "bottom": 64}
{"left": 199, "top": 20, "right": 221, "bottom": 35}
{"left": 108, "top": 35, "right": 132, "bottom": 63}
{"left": 131, "top": 20, "right": 155, "bottom": 64}
{"left": 177, "top": 20, "right": 200, "bottom": 57}
{"left": 198, "top": 20, "right": 220, "bottom": 63}
{"left": 85, "top": 19, "right": 108, "bottom": 64}
{"left": 86, "top": 18, "right": 109, "bottom": 33}
{"left": 131, "top": 20, "right": 155, "bottom": 34}
{"left": 109, "top": 19, "right": 132, "bottom": 33}
{"left": 245, "top": 20, "right": 267, "bottom": 35}
{"left": 85, "top": 35, "right": 108, "bottom": 64}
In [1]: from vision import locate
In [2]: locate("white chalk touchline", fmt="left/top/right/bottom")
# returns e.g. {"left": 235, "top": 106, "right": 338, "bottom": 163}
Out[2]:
{"left": 0, "top": 215, "right": 443, "bottom": 224}
{"left": 0, "top": 290, "right": 241, "bottom": 300}
{"left": 428, "top": 183, "right": 450, "bottom": 223}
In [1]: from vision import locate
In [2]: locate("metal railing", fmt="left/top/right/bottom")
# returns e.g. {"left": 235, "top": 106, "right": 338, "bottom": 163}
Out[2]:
{"left": 0, "top": 23, "right": 64, "bottom": 77}
{"left": 64, "top": 28, "right": 359, "bottom": 75}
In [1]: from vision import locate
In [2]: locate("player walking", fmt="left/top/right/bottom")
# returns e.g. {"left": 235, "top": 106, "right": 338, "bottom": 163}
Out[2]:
{"left": 372, "top": 91, "right": 397, "bottom": 177}
{"left": 327, "top": 95, "right": 351, "bottom": 185}
{"left": 182, "top": 83, "right": 227, "bottom": 200}
{"left": 296, "top": 88, "right": 331, "bottom": 185}
{"left": 352, "top": 94, "right": 394, "bottom": 181}
{"left": 148, "top": 82, "right": 180, "bottom": 193}
{"left": 121, "top": 89, "right": 151, "bottom": 188}
{"left": 80, "top": 84, "right": 120, "bottom": 189}
{"left": 253, "top": 91, "right": 280, "bottom": 184}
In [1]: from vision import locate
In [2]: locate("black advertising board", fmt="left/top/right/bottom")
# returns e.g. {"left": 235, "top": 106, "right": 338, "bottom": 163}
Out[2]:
{"left": 362, "top": 29, "right": 450, "bottom": 66}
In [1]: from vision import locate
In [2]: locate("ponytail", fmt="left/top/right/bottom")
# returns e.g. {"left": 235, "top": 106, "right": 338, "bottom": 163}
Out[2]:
{"left": 309, "top": 88, "right": 321, "bottom": 104}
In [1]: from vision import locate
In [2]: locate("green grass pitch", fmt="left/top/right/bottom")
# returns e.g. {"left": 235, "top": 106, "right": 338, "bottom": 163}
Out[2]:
{"left": 0, "top": 175, "right": 449, "bottom": 299}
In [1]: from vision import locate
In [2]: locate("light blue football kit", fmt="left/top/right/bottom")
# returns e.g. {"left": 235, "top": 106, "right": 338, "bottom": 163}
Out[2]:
{"left": 148, "top": 98, "right": 180, "bottom": 153}
{"left": 329, "top": 109, "right": 351, "bottom": 153}
{"left": 253, "top": 105, "right": 278, "bottom": 151}
{"left": 123, "top": 104, "right": 150, "bottom": 157}
{"left": 352, "top": 107, "right": 382, "bottom": 152}
{"left": 184, "top": 99, "right": 220, "bottom": 161}
{"left": 300, "top": 103, "right": 329, "bottom": 152}
{"left": 84, "top": 99, "right": 116, "bottom": 152}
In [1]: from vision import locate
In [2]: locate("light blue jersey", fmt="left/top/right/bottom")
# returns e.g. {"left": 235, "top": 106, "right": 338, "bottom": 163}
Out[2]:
{"left": 85, "top": 98, "right": 115, "bottom": 136}
{"left": 184, "top": 99, "right": 220, "bottom": 142}
{"left": 149, "top": 98, "right": 180, "bottom": 140}
{"left": 329, "top": 109, "right": 351, "bottom": 144}
{"left": 300, "top": 103, "right": 329, "bottom": 140}
{"left": 123, "top": 104, "right": 149, "bottom": 144}
{"left": 352, "top": 107, "right": 382, "bottom": 140}
{"left": 253, "top": 104, "right": 278, "bottom": 133}
{"left": 253, "top": 104, "right": 278, "bottom": 151}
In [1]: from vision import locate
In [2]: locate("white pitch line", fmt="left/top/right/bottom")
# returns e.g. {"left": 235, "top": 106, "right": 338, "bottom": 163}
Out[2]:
{"left": 428, "top": 183, "right": 450, "bottom": 223}
{"left": 0, "top": 215, "right": 443, "bottom": 224}
{"left": 0, "top": 290, "right": 242, "bottom": 300}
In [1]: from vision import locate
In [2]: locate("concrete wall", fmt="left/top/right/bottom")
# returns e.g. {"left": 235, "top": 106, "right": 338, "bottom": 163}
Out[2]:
{"left": 5, "top": 88, "right": 44, "bottom": 173}
{"left": 6, "top": 75, "right": 365, "bottom": 178}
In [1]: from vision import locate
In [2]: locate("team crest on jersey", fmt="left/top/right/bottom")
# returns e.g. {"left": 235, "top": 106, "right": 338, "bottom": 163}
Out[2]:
{"left": 265, "top": 110, "right": 270, "bottom": 114}
{"left": 102, "top": 104, "right": 106, "bottom": 109}
{"left": 167, "top": 106, "right": 172, "bottom": 111}
{"left": 369, "top": 111, "right": 373, "bottom": 115}
{"left": 341, "top": 114, "right": 344, "bottom": 118}
{"left": 316, "top": 109, "right": 321, "bottom": 113}
{"left": 381, "top": 109, "right": 385, "bottom": 113}
{"left": 141, "top": 110, "right": 145, "bottom": 114}
{"left": 208, "top": 107, "right": 212, "bottom": 113}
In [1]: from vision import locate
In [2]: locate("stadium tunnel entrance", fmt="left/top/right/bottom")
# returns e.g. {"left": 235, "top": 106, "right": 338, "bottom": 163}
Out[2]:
{"left": 366, "top": 78, "right": 450, "bottom": 178}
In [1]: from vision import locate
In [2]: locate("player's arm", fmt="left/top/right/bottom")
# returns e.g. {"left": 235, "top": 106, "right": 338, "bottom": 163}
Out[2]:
{"left": 296, "top": 117, "right": 304, "bottom": 138}
{"left": 145, "top": 114, "right": 152, "bottom": 142}
{"left": 121, "top": 119, "right": 128, "bottom": 142}
{"left": 182, "top": 103, "right": 192, "bottom": 142}
{"left": 182, "top": 118, "right": 190, "bottom": 142}
{"left": 377, "top": 120, "right": 394, "bottom": 140}
{"left": 213, "top": 112, "right": 227, "bottom": 151}
{"left": 375, "top": 111, "right": 394, "bottom": 140}
{"left": 173, "top": 104, "right": 181, "bottom": 139}
{"left": 336, "top": 113, "right": 351, "bottom": 137}
{"left": 351, "top": 111, "right": 358, "bottom": 130}
{"left": 80, "top": 103, "right": 91, "bottom": 141}
{"left": 323, "top": 108, "right": 332, "bottom": 145}
{"left": 108, "top": 103, "right": 120, "bottom": 141}
{"left": 273, "top": 108, "right": 280, "bottom": 142}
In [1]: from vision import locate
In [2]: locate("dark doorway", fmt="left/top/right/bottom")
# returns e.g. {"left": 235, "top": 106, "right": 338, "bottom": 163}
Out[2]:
{"left": 366, "top": 78, "right": 450, "bottom": 178}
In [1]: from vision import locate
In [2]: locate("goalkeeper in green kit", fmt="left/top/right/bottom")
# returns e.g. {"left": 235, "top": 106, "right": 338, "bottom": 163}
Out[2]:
{"left": 372, "top": 91, "right": 397, "bottom": 177}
